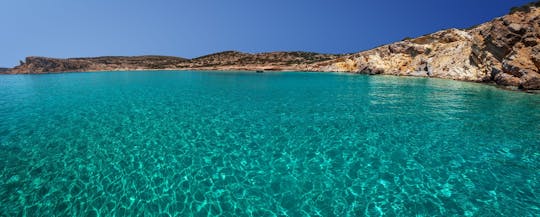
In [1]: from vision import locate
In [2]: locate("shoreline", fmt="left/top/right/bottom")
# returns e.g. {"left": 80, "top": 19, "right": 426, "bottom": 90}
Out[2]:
{"left": 4, "top": 6, "right": 540, "bottom": 91}
{"left": 3, "top": 68, "right": 536, "bottom": 93}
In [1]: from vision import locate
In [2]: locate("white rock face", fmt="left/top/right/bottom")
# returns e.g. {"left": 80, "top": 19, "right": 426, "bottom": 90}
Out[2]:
{"left": 318, "top": 29, "right": 489, "bottom": 82}
{"left": 313, "top": 7, "right": 540, "bottom": 89}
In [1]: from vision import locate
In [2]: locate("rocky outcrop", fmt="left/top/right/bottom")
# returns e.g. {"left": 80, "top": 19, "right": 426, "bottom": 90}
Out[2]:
{"left": 0, "top": 68, "right": 10, "bottom": 73}
{"left": 189, "top": 51, "right": 340, "bottom": 71}
{"left": 316, "top": 29, "right": 490, "bottom": 81}
{"left": 8, "top": 56, "right": 190, "bottom": 73}
{"left": 5, "top": 2, "right": 540, "bottom": 90}
{"left": 317, "top": 3, "right": 540, "bottom": 90}
{"left": 7, "top": 52, "right": 340, "bottom": 74}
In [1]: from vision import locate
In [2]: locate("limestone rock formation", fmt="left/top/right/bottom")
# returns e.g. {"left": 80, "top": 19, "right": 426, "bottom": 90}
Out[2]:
{"left": 317, "top": 3, "right": 540, "bottom": 90}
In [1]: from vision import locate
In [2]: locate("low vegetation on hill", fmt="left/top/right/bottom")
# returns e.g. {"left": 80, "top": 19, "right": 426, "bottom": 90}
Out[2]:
{"left": 5, "top": 2, "right": 540, "bottom": 90}
{"left": 510, "top": 0, "right": 540, "bottom": 14}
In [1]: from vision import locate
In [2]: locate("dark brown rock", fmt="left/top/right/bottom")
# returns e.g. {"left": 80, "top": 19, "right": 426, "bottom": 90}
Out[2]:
{"left": 532, "top": 45, "right": 540, "bottom": 69}
{"left": 520, "top": 72, "right": 540, "bottom": 89}
{"left": 495, "top": 73, "right": 521, "bottom": 86}
{"left": 503, "top": 60, "right": 526, "bottom": 77}
{"left": 523, "top": 36, "right": 538, "bottom": 47}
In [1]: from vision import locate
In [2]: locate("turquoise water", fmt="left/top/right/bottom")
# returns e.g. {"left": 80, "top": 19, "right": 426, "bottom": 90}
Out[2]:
{"left": 0, "top": 71, "right": 539, "bottom": 216}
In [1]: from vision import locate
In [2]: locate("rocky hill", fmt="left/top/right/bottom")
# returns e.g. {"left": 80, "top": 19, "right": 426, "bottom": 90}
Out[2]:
{"left": 315, "top": 2, "right": 540, "bottom": 90}
{"left": 190, "top": 51, "right": 341, "bottom": 71}
{"left": 7, "top": 51, "right": 341, "bottom": 74}
{"left": 0, "top": 68, "right": 10, "bottom": 73}
{"left": 5, "top": 2, "right": 540, "bottom": 90}
{"left": 8, "top": 56, "right": 190, "bottom": 73}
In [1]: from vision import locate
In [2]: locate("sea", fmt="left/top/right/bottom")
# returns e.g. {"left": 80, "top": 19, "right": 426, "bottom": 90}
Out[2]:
{"left": 1, "top": 71, "right": 539, "bottom": 216}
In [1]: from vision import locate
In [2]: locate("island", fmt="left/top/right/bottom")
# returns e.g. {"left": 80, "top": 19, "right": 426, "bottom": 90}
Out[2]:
{"left": 4, "top": 2, "right": 540, "bottom": 90}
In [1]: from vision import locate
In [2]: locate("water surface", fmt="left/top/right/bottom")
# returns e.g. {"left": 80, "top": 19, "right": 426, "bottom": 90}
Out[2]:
{"left": 1, "top": 71, "right": 539, "bottom": 216}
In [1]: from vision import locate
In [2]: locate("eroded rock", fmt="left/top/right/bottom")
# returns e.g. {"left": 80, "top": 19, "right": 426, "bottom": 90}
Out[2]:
{"left": 320, "top": 5, "right": 540, "bottom": 90}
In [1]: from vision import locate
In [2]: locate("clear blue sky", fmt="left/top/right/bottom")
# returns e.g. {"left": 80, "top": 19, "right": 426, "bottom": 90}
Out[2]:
{"left": 0, "top": 0, "right": 533, "bottom": 67}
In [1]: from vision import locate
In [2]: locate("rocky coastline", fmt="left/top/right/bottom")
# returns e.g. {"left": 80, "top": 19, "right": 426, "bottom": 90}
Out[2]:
{"left": 5, "top": 3, "right": 540, "bottom": 90}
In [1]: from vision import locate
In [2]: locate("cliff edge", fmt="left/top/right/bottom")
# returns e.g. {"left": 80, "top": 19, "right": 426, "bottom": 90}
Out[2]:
{"left": 316, "top": 3, "right": 540, "bottom": 90}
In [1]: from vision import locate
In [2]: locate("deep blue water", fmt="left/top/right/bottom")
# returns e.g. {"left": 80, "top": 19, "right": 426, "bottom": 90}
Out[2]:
{"left": 0, "top": 71, "right": 539, "bottom": 216}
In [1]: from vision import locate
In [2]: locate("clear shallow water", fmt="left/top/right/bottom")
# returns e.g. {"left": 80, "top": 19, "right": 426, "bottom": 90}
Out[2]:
{"left": 0, "top": 71, "right": 539, "bottom": 216}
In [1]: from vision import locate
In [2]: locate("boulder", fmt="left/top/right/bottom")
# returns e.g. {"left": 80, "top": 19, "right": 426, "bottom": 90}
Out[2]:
{"left": 508, "top": 23, "right": 526, "bottom": 35}
{"left": 495, "top": 73, "right": 521, "bottom": 87}
{"left": 520, "top": 72, "right": 540, "bottom": 89}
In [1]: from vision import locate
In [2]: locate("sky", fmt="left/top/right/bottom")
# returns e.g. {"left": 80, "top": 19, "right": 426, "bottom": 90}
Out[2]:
{"left": 0, "top": 0, "right": 534, "bottom": 67}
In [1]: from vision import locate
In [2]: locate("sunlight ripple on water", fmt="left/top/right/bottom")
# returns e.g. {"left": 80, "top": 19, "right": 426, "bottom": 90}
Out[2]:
{"left": 1, "top": 71, "right": 539, "bottom": 216}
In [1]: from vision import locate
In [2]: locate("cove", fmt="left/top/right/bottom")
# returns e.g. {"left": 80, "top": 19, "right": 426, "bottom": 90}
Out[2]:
{"left": 1, "top": 71, "right": 539, "bottom": 216}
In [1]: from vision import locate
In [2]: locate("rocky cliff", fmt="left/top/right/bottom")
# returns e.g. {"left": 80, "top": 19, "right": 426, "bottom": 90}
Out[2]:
{"left": 316, "top": 2, "right": 540, "bottom": 90}
{"left": 6, "top": 2, "right": 540, "bottom": 90}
